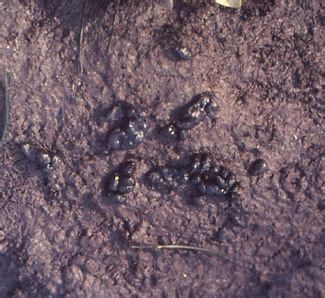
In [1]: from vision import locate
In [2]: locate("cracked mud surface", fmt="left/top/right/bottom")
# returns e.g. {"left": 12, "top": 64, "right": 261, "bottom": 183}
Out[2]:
{"left": 1, "top": 0, "right": 324, "bottom": 296}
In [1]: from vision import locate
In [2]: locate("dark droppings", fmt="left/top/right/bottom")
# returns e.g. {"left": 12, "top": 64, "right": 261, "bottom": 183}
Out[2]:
{"left": 1, "top": 0, "right": 323, "bottom": 296}
{"left": 186, "top": 153, "right": 238, "bottom": 197}
{"left": 145, "top": 153, "right": 245, "bottom": 237}
{"left": 187, "top": 152, "right": 214, "bottom": 175}
{"left": 191, "top": 169, "right": 237, "bottom": 197}
{"left": 160, "top": 93, "right": 218, "bottom": 142}
{"left": 21, "top": 143, "right": 60, "bottom": 172}
{"left": 247, "top": 158, "right": 268, "bottom": 176}
{"left": 145, "top": 152, "right": 238, "bottom": 199}
{"left": 105, "top": 160, "right": 136, "bottom": 201}
{"left": 118, "top": 160, "right": 136, "bottom": 176}
{"left": 176, "top": 93, "right": 218, "bottom": 130}
{"left": 145, "top": 165, "right": 189, "bottom": 194}
{"left": 159, "top": 121, "right": 188, "bottom": 142}
{"left": 106, "top": 101, "right": 146, "bottom": 150}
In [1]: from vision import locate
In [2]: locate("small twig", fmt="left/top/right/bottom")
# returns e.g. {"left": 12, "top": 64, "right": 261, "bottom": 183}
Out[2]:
{"left": 78, "top": 0, "right": 86, "bottom": 75}
{"left": 0, "top": 71, "right": 11, "bottom": 147}
{"left": 131, "top": 244, "right": 228, "bottom": 258}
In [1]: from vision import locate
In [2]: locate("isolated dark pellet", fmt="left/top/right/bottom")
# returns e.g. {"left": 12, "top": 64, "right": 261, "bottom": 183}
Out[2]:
{"left": 176, "top": 93, "right": 218, "bottom": 129}
{"left": 247, "top": 158, "right": 268, "bottom": 176}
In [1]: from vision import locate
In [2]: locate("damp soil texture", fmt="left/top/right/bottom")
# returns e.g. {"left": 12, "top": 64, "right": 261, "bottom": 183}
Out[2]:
{"left": 0, "top": 0, "right": 324, "bottom": 297}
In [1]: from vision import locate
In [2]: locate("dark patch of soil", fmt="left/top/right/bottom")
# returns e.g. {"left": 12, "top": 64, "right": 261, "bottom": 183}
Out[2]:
{"left": 1, "top": 0, "right": 324, "bottom": 296}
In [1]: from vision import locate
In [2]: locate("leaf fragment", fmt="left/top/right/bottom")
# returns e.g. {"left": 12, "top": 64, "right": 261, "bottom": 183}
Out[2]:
{"left": 215, "top": 0, "right": 244, "bottom": 8}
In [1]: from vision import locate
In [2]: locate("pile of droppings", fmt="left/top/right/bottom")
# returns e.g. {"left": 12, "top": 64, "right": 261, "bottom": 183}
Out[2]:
{"left": 159, "top": 93, "right": 218, "bottom": 142}
{"left": 105, "top": 160, "right": 136, "bottom": 202}
{"left": 146, "top": 152, "right": 238, "bottom": 199}
{"left": 106, "top": 101, "right": 147, "bottom": 150}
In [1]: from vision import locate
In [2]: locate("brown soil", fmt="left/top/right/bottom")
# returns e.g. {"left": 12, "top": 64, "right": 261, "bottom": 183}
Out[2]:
{"left": 1, "top": 0, "right": 324, "bottom": 297}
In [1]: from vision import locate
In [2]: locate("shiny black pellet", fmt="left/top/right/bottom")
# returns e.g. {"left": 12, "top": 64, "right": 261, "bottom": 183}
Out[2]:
{"left": 247, "top": 158, "right": 268, "bottom": 176}
{"left": 105, "top": 160, "right": 137, "bottom": 198}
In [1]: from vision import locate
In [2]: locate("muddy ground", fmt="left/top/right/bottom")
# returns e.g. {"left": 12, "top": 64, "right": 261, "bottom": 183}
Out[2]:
{"left": 0, "top": 0, "right": 324, "bottom": 297}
